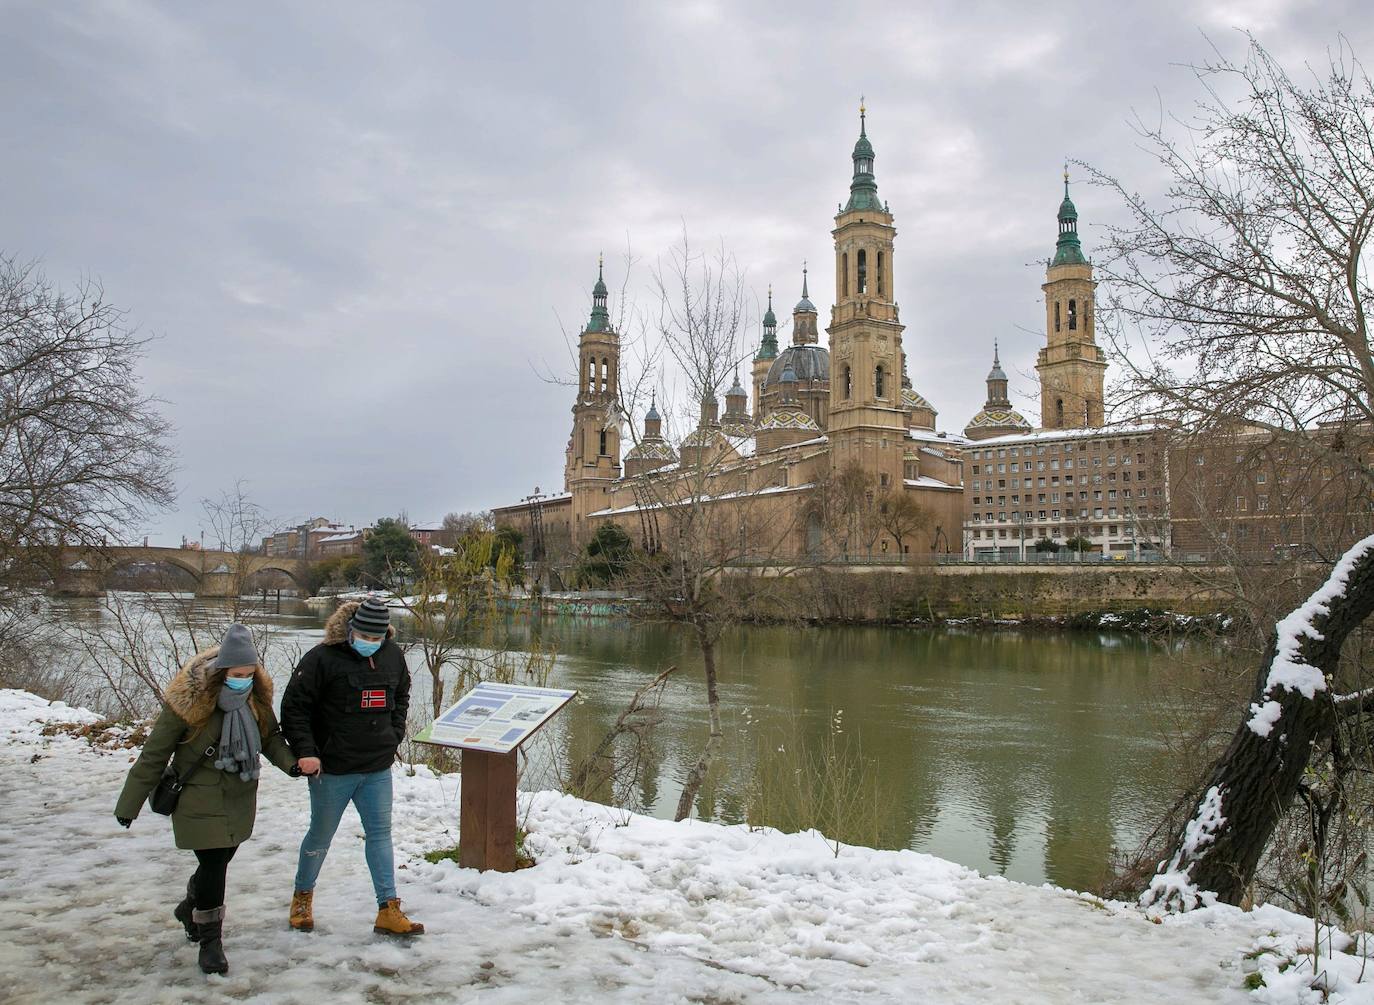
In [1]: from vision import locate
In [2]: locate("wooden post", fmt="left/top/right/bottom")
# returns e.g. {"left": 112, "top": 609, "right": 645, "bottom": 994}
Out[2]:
{"left": 459, "top": 749, "right": 518, "bottom": 872}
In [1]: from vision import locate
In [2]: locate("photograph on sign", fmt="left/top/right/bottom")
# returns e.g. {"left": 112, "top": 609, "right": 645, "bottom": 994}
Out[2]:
{"left": 414, "top": 682, "right": 577, "bottom": 754}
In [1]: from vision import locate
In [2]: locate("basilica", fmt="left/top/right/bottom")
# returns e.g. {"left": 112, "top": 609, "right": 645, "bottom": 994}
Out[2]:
{"left": 494, "top": 106, "right": 1117, "bottom": 564}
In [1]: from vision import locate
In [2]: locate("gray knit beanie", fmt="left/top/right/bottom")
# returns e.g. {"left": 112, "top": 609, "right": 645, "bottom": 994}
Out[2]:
{"left": 211, "top": 623, "right": 259, "bottom": 669}
{"left": 349, "top": 594, "right": 391, "bottom": 636}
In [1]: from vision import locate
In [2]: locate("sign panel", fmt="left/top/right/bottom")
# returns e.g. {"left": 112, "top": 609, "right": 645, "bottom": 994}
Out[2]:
{"left": 414, "top": 682, "right": 577, "bottom": 754}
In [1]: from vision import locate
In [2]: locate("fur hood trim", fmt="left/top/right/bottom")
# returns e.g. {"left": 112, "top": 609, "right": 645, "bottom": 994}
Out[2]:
{"left": 163, "top": 647, "right": 275, "bottom": 735}
{"left": 323, "top": 600, "right": 397, "bottom": 646}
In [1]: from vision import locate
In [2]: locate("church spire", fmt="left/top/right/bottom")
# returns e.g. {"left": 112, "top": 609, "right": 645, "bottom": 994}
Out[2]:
{"left": 1052, "top": 167, "right": 1086, "bottom": 267}
{"left": 986, "top": 340, "right": 1009, "bottom": 405}
{"left": 791, "top": 264, "right": 818, "bottom": 344}
{"left": 757, "top": 284, "right": 778, "bottom": 360}
{"left": 843, "top": 98, "right": 882, "bottom": 214}
{"left": 587, "top": 253, "right": 611, "bottom": 331}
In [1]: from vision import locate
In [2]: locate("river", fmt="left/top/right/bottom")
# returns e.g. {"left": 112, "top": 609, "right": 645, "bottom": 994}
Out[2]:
{"left": 48, "top": 593, "right": 1226, "bottom": 893}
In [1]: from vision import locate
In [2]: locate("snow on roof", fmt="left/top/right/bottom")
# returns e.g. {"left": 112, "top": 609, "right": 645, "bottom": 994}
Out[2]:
{"left": 588, "top": 482, "right": 816, "bottom": 518}
{"left": 907, "top": 428, "right": 968, "bottom": 446}
{"left": 319, "top": 532, "right": 361, "bottom": 543}
{"left": 966, "top": 422, "right": 1165, "bottom": 447}
{"left": 904, "top": 477, "right": 962, "bottom": 492}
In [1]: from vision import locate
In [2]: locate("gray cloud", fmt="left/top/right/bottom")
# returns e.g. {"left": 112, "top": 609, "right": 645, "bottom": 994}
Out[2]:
{"left": 1, "top": 0, "right": 1366, "bottom": 540}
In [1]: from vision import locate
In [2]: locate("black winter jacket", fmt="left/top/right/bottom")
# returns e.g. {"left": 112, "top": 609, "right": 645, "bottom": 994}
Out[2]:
{"left": 280, "top": 634, "right": 411, "bottom": 776}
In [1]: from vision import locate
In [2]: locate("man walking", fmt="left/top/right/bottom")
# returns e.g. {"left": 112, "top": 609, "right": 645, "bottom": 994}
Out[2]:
{"left": 280, "top": 593, "right": 424, "bottom": 936}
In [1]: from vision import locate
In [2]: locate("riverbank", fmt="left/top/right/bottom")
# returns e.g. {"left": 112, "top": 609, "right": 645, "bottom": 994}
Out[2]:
{"left": 5, "top": 687, "right": 1371, "bottom": 1003}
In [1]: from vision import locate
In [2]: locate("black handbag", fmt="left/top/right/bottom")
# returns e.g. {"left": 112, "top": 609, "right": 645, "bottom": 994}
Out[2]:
{"left": 149, "top": 740, "right": 217, "bottom": 816}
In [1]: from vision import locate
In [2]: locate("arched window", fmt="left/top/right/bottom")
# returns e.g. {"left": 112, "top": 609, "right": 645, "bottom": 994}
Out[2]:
{"left": 857, "top": 250, "right": 868, "bottom": 294}
{"left": 877, "top": 251, "right": 884, "bottom": 296}
{"left": 586, "top": 357, "right": 595, "bottom": 392}
{"left": 1068, "top": 299, "right": 1077, "bottom": 331}
{"left": 599, "top": 429, "right": 608, "bottom": 456}
{"left": 844, "top": 365, "right": 852, "bottom": 399}
{"left": 842, "top": 253, "right": 849, "bottom": 297}
{"left": 604, "top": 356, "right": 613, "bottom": 393}
{"left": 875, "top": 364, "right": 885, "bottom": 398}
{"left": 1054, "top": 302, "right": 1061, "bottom": 332}
{"left": 1055, "top": 398, "right": 1065, "bottom": 426}
{"left": 601, "top": 357, "right": 611, "bottom": 393}
{"left": 1085, "top": 300, "right": 1091, "bottom": 333}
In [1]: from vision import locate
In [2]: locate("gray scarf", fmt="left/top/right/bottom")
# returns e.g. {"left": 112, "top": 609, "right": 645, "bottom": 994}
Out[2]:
{"left": 214, "top": 685, "right": 262, "bottom": 781}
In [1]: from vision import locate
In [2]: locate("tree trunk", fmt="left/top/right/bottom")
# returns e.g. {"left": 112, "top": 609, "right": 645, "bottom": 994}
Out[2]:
{"left": 674, "top": 625, "right": 723, "bottom": 822}
{"left": 1142, "top": 536, "right": 1374, "bottom": 910}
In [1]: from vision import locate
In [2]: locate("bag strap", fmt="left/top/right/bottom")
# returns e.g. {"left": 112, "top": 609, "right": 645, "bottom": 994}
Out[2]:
{"left": 169, "top": 724, "right": 218, "bottom": 786}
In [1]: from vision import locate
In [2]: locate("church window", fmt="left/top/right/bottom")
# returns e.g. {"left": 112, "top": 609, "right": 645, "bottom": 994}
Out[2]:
{"left": 842, "top": 254, "right": 849, "bottom": 297}
{"left": 877, "top": 251, "right": 885, "bottom": 296}
{"left": 844, "top": 365, "right": 852, "bottom": 399}
{"left": 586, "top": 358, "right": 596, "bottom": 392}
{"left": 1068, "top": 299, "right": 1078, "bottom": 330}
{"left": 1055, "top": 398, "right": 1065, "bottom": 426}
{"left": 857, "top": 250, "right": 868, "bottom": 294}
{"left": 599, "top": 430, "right": 607, "bottom": 456}
{"left": 1054, "top": 302, "right": 1061, "bottom": 332}
{"left": 874, "top": 363, "right": 885, "bottom": 397}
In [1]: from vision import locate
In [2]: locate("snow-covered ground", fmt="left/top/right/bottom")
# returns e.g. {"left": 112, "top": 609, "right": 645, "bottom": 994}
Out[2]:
{"left": 2, "top": 688, "right": 1371, "bottom": 1004}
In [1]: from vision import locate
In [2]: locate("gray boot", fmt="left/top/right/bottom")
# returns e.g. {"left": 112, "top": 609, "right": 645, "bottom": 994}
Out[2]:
{"left": 174, "top": 875, "right": 198, "bottom": 942}
{"left": 192, "top": 906, "right": 227, "bottom": 975}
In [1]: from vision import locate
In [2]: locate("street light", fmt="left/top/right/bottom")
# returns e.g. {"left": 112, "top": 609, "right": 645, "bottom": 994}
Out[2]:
{"left": 1013, "top": 512, "right": 1026, "bottom": 563}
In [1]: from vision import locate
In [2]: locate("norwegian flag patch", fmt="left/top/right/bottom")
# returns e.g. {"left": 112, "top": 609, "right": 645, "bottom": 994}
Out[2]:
{"left": 360, "top": 689, "right": 388, "bottom": 709}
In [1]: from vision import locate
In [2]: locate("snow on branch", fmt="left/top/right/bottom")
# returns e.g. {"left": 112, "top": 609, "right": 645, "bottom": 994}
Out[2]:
{"left": 1245, "top": 534, "right": 1374, "bottom": 738}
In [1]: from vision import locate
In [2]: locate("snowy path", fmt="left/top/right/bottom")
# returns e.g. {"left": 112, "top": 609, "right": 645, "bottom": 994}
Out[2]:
{"left": 0, "top": 689, "right": 1366, "bottom": 1004}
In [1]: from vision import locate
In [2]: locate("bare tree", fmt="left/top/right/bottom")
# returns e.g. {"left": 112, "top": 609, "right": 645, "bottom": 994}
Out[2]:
{"left": 621, "top": 234, "right": 808, "bottom": 822}
{"left": 0, "top": 256, "right": 174, "bottom": 692}
{"left": 1082, "top": 35, "right": 1374, "bottom": 915}
{"left": 878, "top": 488, "right": 931, "bottom": 559}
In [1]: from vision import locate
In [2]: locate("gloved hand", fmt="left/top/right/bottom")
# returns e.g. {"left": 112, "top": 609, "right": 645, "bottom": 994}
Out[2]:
{"left": 116, "top": 815, "right": 132, "bottom": 828}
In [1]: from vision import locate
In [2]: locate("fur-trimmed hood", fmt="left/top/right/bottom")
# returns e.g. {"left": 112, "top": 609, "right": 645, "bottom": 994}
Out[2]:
{"left": 323, "top": 599, "right": 398, "bottom": 646}
{"left": 163, "top": 647, "right": 275, "bottom": 734}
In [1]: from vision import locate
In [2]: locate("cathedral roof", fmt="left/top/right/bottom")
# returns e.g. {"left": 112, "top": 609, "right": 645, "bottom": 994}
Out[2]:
{"left": 764, "top": 344, "right": 829, "bottom": 387}
{"left": 756, "top": 406, "right": 820, "bottom": 433}
{"left": 902, "top": 386, "right": 937, "bottom": 416}
{"left": 843, "top": 102, "right": 883, "bottom": 214}
{"left": 624, "top": 439, "right": 676, "bottom": 462}
{"left": 965, "top": 407, "right": 1032, "bottom": 434}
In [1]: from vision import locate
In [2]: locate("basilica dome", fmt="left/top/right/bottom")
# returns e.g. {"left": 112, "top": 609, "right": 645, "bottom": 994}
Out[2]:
{"left": 764, "top": 344, "right": 829, "bottom": 387}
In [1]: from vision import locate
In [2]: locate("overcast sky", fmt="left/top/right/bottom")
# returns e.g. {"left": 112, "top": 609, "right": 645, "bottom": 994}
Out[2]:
{"left": 3, "top": 1, "right": 1369, "bottom": 544}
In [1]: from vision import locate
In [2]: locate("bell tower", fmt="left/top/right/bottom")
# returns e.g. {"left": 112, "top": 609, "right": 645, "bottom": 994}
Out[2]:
{"left": 1036, "top": 170, "right": 1106, "bottom": 429}
{"left": 565, "top": 256, "right": 622, "bottom": 540}
{"left": 826, "top": 102, "right": 906, "bottom": 490}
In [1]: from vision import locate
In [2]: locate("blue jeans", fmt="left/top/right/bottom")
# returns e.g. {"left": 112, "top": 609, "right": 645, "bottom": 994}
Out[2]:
{"left": 294, "top": 769, "right": 396, "bottom": 906}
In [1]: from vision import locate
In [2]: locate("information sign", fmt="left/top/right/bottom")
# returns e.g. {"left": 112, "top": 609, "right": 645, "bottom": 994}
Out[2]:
{"left": 414, "top": 683, "right": 577, "bottom": 754}
{"left": 412, "top": 682, "right": 578, "bottom": 873}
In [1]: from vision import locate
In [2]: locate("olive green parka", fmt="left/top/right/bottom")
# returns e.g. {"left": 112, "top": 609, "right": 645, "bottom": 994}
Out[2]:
{"left": 115, "top": 648, "right": 297, "bottom": 849}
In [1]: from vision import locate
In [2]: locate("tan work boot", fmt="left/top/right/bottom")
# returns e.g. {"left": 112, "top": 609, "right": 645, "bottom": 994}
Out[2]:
{"left": 373, "top": 898, "right": 424, "bottom": 937}
{"left": 289, "top": 890, "right": 314, "bottom": 932}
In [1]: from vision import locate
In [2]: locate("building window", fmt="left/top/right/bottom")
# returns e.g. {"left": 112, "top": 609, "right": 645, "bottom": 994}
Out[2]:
{"left": 844, "top": 365, "right": 852, "bottom": 399}
{"left": 1068, "top": 299, "right": 1078, "bottom": 330}
{"left": 1258, "top": 495, "right": 1269, "bottom": 511}
{"left": 857, "top": 250, "right": 868, "bottom": 294}
{"left": 1055, "top": 399, "right": 1064, "bottom": 426}
{"left": 874, "top": 364, "right": 885, "bottom": 398}
{"left": 877, "top": 251, "right": 885, "bottom": 296}
{"left": 1054, "top": 302, "right": 1061, "bottom": 332}
{"left": 586, "top": 358, "right": 596, "bottom": 391}
{"left": 599, "top": 430, "right": 607, "bottom": 455}
{"left": 842, "top": 253, "right": 849, "bottom": 297}
{"left": 880, "top": 473, "right": 889, "bottom": 487}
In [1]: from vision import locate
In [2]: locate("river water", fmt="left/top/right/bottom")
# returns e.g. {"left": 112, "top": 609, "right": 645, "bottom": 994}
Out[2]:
{"left": 50, "top": 594, "right": 1225, "bottom": 893}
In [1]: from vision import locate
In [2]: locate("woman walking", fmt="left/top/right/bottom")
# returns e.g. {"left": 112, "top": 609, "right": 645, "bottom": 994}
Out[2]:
{"left": 115, "top": 624, "right": 299, "bottom": 975}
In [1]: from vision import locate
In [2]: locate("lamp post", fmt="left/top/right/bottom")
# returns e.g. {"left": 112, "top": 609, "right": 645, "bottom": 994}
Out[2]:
{"left": 1013, "top": 512, "right": 1026, "bottom": 563}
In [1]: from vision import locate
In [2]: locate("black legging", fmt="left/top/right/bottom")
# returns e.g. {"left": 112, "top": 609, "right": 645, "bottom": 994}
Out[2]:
{"left": 193, "top": 846, "right": 239, "bottom": 910}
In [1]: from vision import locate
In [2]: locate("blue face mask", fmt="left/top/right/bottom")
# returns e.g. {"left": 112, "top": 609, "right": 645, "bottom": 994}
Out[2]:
{"left": 351, "top": 635, "right": 382, "bottom": 658}
{"left": 224, "top": 676, "right": 253, "bottom": 693}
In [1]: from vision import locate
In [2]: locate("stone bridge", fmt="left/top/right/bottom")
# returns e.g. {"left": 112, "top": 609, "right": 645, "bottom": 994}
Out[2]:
{"left": 53, "top": 546, "right": 310, "bottom": 598}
